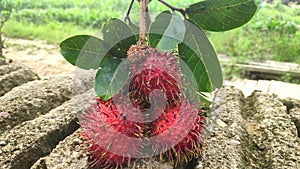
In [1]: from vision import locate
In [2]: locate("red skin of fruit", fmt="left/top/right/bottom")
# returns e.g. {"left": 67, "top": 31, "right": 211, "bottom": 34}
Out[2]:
{"left": 128, "top": 47, "right": 206, "bottom": 163}
{"left": 80, "top": 98, "right": 143, "bottom": 169}
{"left": 81, "top": 47, "right": 206, "bottom": 167}
{"left": 129, "top": 47, "right": 206, "bottom": 163}
{"left": 128, "top": 47, "right": 183, "bottom": 111}
{"left": 81, "top": 98, "right": 206, "bottom": 168}
{"left": 149, "top": 100, "right": 206, "bottom": 163}
{"left": 129, "top": 68, "right": 182, "bottom": 109}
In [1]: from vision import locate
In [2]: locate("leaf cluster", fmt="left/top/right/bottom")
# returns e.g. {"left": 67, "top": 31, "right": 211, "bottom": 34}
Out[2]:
{"left": 60, "top": 0, "right": 257, "bottom": 101}
{"left": 213, "top": 2, "right": 300, "bottom": 64}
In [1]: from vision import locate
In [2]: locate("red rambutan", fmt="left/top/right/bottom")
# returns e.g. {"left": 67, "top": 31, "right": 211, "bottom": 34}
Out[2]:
{"left": 81, "top": 46, "right": 206, "bottom": 168}
{"left": 127, "top": 46, "right": 183, "bottom": 111}
{"left": 80, "top": 97, "right": 144, "bottom": 169}
{"left": 126, "top": 46, "right": 206, "bottom": 163}
{"left": 149, "top": 100, "right": 206, "bottom": 164}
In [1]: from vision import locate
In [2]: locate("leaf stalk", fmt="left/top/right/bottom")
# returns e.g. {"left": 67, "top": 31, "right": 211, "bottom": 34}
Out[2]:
{"left": 158, "top": 0, "right": 186, "bottom": 19}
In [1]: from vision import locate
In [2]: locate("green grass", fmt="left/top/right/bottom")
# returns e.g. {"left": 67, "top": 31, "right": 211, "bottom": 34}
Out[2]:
{"left": 3, "top": 0, "right": 197, "bottom": 43}
{"left": 3, "top": 19, "right": 94, "bottom": 44}
{"left": 209, "top": 0, "right": 300, "bottom": 64}
{"left": 208, "top": 29, "right": 240, "bottom": 55}
{"left": 2, "top": 0, "right": 300, "bottom": 65}
{"left": 8, "top": 0, "right": 197, "bottom": 28}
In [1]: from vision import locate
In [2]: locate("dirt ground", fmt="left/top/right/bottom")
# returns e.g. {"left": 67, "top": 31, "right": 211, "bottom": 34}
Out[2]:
{"left": 3, "top": 38, "right": 74, "bottom": 77}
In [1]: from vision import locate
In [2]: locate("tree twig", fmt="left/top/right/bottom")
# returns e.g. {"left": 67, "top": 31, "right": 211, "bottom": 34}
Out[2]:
{"left": 124, "top": 0, "right": 135, "bottom": 23}
{"left": 158, "top": 0, "right": 186, "bottom": 18}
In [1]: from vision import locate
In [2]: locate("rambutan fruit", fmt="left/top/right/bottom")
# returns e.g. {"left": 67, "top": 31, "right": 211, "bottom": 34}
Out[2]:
{"left": 81, "top": 46, "right": 206, "bottom": 168}
{"left": 127, "top": 46, "right": 183, "bottom": 111}
{"left": 80, "top": 97, "right": 144, "bottom": 169}
{"left": 149, "top": 100, "right": 206, "bottom": 164}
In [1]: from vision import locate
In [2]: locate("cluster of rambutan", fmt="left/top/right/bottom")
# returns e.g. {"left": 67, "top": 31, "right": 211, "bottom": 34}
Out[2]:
{"left": 80, "top": 46, "right": 206, "bottom": 169}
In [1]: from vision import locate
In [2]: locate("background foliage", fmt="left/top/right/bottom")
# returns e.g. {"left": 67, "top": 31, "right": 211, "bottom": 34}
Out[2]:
{"left": 210, "top": 0, "right": 300, "bottom": 64}
{"left": 2, "top": 0, "right": 300, "bottom": 80}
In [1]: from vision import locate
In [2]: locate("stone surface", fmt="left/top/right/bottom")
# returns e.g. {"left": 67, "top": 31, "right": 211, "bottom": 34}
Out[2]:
{"left": 0, "top": 64, "right": 39, "bottom": 96}
{"left": 0, "top": 64, "right": 24, "bottom": 76}
{"left": 32, "top": 127, "right": 173, "bottom": 169}
{"left": 0, "top": 72, "right": 93, "bottom": 133}
{"left": 1, "top": 63, "right": 300, "bottom": 169}
{"left": 126, "top": 158, "right": 173, "bottom": 169}
{"left": 244, "top": 93, "right": 299, "bottom": 168}
{"left": 282, "top": 98, "right": 300, "bottom": 138}
{"left": 197, "top": 86, "right": 249, "bottom": 169}
{"left": 282, "top": 0, "right": 300, "bottom": 5}
{"left": 0, "top": 59, "right": 7, "bottom": 66}
{"left": 0, "top": 75, "right": 72, "bottom": 133}
{"left": 0, "top": 90, "right": 94, "bottom": 169}
{"left": 197, "top": 86, "right": 300, "bottom": 169}
{"left": 32, "top": 129, "right": 90, "bottom": 169}
{"left": 290, "top": 108, "right": 300, "bottom": 137}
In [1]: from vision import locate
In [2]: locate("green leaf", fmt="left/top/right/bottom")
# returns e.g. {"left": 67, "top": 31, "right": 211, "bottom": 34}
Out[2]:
{"left": 128, "top": 22, "right": 140, "bottom": 41}
{"left": 179, "top": 20, "right": 223, "bottom": 93}
{"left": 60, "top": 35, "right": 110, "bottom": 69}
{"left": 186, "top": 0, "right": 257, "bottom": 31}
{"left": 199, "top": 92, "right": 212, "bottom": 107}
{"left": 180, "top": 59, "right": 212, "bottom": 105}
{"left": 149, "top": 11, "right": 185, "bottom": 51}
{"left": 94, "top": 58, "right": 130, "bottom": 100}
{"left": 180, "top": 59, "right": 201, "bottom": 103}
{"left": 102, "top": 18, "right": 136, "bottom": 57}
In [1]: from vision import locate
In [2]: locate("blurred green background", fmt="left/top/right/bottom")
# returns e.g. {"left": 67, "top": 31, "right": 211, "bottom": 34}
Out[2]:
{"left": 1, "top": 0, "right": 300, "bottom": 65}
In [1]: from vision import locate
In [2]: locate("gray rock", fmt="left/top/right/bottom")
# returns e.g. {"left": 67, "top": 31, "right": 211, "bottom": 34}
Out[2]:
{"left": 0, "top": 64, "right": 39, "bottom": 96}
{"left": 31, "top": 129, "right": 90, "bottom": 169}
{"left": 0, "top": 90, "right": 95, "bottom": 169}
{"left": 282, "top": 0, "right": 300, "bottom": 5}
{"left": 32, "top": 127, "right": 173, "bottom": 169}
{"left": 0, "top": 59, "right": 7, "bottom": 66}
{"left": 197, "top": 87, "right": 300, "bottom": 169}
{"left": 0, "top": 64, "right": 23, "bottom": 76}
{"left": 0, "top": 75, "right": 72, "bottom": 133}
{"left": 0, "top": 141, "right": 6, "bottom": 146}
{"left": 248, "top": 93, "right": 300, "bottom": 168}
{"left": 198, "top": 86, "right": 247, "bottom": 169}
{"left": 282, "top": 98, "right": 300, "bottom": 137}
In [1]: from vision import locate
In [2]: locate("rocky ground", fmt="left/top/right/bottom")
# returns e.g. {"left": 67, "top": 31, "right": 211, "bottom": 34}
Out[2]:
{"left": 0, "top": 39, "right": 299, "bottom": 169}
{"left": 200, "top": 87, "right": 300, "bottom": 169}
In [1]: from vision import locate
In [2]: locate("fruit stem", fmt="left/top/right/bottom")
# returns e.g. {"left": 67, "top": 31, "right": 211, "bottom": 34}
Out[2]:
{"left": 138, "top": 0, "right": 150, "bottom": 48}
{"left": 158, "top": 0, "right": 186, "bottom": 19}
